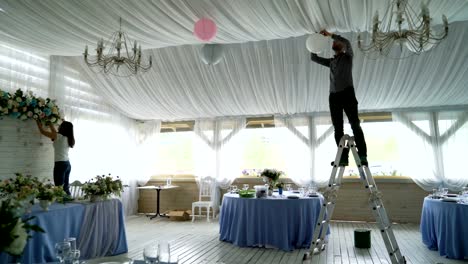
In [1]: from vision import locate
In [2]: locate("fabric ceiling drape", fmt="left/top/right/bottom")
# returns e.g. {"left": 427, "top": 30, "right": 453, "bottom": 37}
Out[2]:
{"left": 61, "top": 21, "right": 468, "bottom": 121}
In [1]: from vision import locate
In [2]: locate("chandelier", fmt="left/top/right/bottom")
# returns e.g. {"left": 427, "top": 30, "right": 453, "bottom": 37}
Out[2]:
{"left": 358, "top": 0, "right": 448, "bottom": 58}
{"left": 83, "top": 18, "right": 152, "bottom": 76}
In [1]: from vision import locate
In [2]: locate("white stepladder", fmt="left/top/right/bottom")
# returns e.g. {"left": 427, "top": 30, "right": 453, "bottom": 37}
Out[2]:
{"left": 303, "top": 134, "right": 406, "bottom": 264}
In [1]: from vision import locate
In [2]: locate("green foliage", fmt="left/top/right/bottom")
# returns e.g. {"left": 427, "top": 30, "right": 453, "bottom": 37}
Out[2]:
{"left": 82, "top": 174, "right": 123, "bottom": 199}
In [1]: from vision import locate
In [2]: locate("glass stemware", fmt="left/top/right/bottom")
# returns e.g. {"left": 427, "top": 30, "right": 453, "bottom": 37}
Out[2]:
{"left": 158, "top": 242, "right": 171, "bottom": 264}
{"left": 243, "top": 184, "right": 249, "bottom": 190}
{"left": 143, "top": 245, "right": 158, "bottom": 264}
{"left": 55, "top": 241, "right": 71, "bottom": 263}
{"left": 285, "top": 184, "right": 292, "bottom": 192}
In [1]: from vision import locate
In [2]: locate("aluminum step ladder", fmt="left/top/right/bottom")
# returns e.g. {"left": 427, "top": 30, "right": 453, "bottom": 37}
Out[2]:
{"left": 303, "top": 134, "right": 406, "bottom": 264}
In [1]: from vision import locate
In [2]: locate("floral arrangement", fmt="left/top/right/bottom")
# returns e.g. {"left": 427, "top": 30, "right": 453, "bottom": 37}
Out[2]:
{"left": 241, "top": 169, "right": 263, "bottom": 177}
{"left": 36, "top": 181, "right": 66, "bottom": 202}
{"left": 0, "top": 199, "right": 44, "bottom": 256}
{"left": 0, "top": 89, "right": 62, "bottom": 124}
{"left": 260, "top": 169, "right": 283, "bottom": 190}
{"left": 82, "top": 174, "right": 123, "bottom": 199}
{"left": 275, "top": 181, "right": 285, "bottom": 188}
{"left": 0, "top": 173, "right": 41, "bottom": 203}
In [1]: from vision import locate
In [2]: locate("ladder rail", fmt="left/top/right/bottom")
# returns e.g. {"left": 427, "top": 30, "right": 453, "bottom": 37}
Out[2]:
{"left": 304, "top": 135, "right": 406, "bottom": 264}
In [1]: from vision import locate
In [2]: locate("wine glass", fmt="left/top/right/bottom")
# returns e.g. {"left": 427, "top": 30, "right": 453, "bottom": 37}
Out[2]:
{"left": 143, "top": 245, "right": 158, "bottom": 264}
{"left": 158, "top": 242, "right": 171, "bottom": 264}
{"left": 64, "top": 249, "right": 80, "bottom": 264}
{"left": 55, "top": 241, "right": 71, "bottom": 263}
{"left": 285, "top": 184, "right": 292, "bottom": 192}
{"left": 308, "top": 185, "right": 317, "bottom": 195}
{"left": 298, "top": 187, "right": 305, "bottom": 197}
{"left": 440, "top": 187, "right": 449, "bottom": 196}
{"left": 243, "top": 184, "right": 249, "bottom": 190}
{"left": 64, "top": 237, "right": 76, "bottom": 251}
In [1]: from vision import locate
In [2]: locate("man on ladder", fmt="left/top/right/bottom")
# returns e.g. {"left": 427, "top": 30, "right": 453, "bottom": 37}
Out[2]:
{"left": 307, "top": 30, "right": 406, "bottom": 263}
{"left": 311, "top": 29, "right": 368, "bottom": 167}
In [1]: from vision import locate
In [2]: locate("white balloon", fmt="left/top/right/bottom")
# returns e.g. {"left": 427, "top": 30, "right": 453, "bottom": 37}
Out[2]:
{"left": 306, "top": 33, "right": 329, "bottom": 53}
{"left": 200, "top": 44, "right": 224, "bottom": 65}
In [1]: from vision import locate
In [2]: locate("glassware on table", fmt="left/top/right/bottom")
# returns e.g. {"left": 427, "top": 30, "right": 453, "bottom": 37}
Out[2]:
{"left": 63, "top": 249, "right": 80, "bottom": 264}
{"left": 298, "top": 187, "right": 305, "bottom": 197}
{"left": 158, "top": 242, "right": 171, "bottom": 264}
{"left": 166, "top": 177, "right": 172, "bottom": 186}
{"left": 143, "top": 245, "right": 159, "bottom": 264}
{"left": 229, "top": 185, "right": 238, "bottom": 193}
{"left": 285, "top": 184, "right": 292, "bottom": 192}
{"left": 440, "top": 187, "right": 449, "bottom": 195}
{"left": 243, "top": 184, "right": 249, "bottom": 190}
{"left": 460, "top": 187, "right": 468, "bottom": 195}
{"left": 307, "top": 185, "right": 317, "bottom": 195}
{"left": 55, "top": 241, "right": 71, "bottom": 263}
{"left": 432, "top": 188, "right": 438, "bottom": 198}
{"left": 64, "top": 237, "right": 76, "bottom": 251}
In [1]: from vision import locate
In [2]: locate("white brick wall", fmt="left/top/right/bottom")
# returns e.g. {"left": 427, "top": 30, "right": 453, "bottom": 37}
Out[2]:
{"left": 0, "top": 117, "right": 54, "bottom": 181}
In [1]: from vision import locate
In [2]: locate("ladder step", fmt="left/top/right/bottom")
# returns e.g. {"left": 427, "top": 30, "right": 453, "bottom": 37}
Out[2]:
{"left": 389, "top": 247, "right": 401, "bottom": 256}
{"left": 380, "top": 226, "right": 392, "bottom": 232}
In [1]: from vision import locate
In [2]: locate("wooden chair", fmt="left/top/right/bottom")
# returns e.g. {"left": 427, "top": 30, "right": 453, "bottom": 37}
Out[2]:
{"left": 192, "top": 176, "right": 215, "bottom": 222}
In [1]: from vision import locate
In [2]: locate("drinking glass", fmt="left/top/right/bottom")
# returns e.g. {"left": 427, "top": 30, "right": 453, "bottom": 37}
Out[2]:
{"left": 285, "top": 184, "right": 292, "bottom": 192}
{"left": 440, "top": 187, "right": 449, "bottom": 195}
{"left": 243, "top": 184, "right": 249, "bottom": 190}
{"left": 64, "top": 237, "right": 76, "bottom": 251}
{"left": 166, "top": 177, "right": 172, "bottom": 186}
{"left": 63, "top": 249, "right": 80, "bottom": 264}
{"left": 298, "top": 187, "right": 305, "bottom": 197}
{"left": 461, "top": 187, "right": 468, "bottom": 195}
{"left": 158, "top": 242, "right": 171, "bottom": 264}
{"left": 143, "top": 245, "right": 158, "bottom": 264}
{"left": 55, "top": 241, "right": 71, "bottom": 263}
{"left": 308, "top": 185, "right": 317, "bottom": 195}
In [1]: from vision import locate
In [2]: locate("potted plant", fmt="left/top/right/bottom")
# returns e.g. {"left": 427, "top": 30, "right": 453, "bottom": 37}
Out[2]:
{"left": 0, "top": 173, "right": 41, "bottom": 210}
{"left": 259, "top": 169, "right": 283, "bottom": 195}
{"left": 82, "top": 174, "right": 123, "bottom": 202}
{"left": 36, "top": 182, "right": 66, "bottom": 211}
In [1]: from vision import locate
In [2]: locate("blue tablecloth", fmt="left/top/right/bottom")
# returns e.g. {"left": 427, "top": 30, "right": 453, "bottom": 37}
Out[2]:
{"left": 219, "top": 193, "right": 327, "bottom": 251}
{"left": 420, "top": 197, "right": 468, "bottom": 259}
{"left": 0, "top": 199, "right": 128, "bottom": 263}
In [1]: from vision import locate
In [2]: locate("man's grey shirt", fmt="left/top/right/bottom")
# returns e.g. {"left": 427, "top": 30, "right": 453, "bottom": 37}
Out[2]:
{"left": 310, "top": 34, "right": 354, "bottom": 93}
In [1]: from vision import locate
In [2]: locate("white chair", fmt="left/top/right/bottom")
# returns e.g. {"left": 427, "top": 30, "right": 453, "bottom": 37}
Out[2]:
{"left": 70, "top": 180, "right": 84, "bottom": 199}
{"left": 192, "top": 176, "right": 215, "bottom": 222}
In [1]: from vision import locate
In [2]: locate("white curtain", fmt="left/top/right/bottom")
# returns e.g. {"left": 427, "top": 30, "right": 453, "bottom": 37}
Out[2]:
{"left": 193, "top": 118, "right": 246, "bottom": 211}
{"left": 0, "top": 42, "right": 49, "bottom": 97}
{"left": 274, "top": 115, "right": 334, "bottom": 187}
{"left": 393, "top": 110, "right": 468, "bottom": 191}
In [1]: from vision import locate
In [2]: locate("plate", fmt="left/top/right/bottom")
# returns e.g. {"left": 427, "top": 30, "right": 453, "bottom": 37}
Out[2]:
{"left": 445, "top": 194, "right": 458, "bottom": 197}
{"left": 308, "top": 194, "right": 319, "bottom": 197}
{"left": 287, "top": 195, "right": 299, "bottom": 199}
{"left": 442, "top": 197, "right": 460, "bottom": 202}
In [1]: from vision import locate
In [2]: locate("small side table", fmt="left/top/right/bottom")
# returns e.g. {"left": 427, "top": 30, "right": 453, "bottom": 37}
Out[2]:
{"left": 138, "top": 185, "right": 179, "bottom": 219}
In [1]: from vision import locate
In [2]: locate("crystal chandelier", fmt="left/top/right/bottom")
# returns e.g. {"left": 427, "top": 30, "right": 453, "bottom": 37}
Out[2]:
{"left": 83, "top": 18, "right": 152, "bottom": 76}
{"left": 358, "top": 0, "right": 448, "bottom": 58}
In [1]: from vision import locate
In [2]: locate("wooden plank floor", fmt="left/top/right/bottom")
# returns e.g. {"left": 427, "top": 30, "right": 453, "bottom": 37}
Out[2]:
{"left": 87, "top": 216, "right": 466, "bottom": 264}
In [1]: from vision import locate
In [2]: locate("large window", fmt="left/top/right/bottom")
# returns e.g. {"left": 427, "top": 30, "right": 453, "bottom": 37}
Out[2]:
{"left": 156, "top": 131, "right": 195, "bottom": 175}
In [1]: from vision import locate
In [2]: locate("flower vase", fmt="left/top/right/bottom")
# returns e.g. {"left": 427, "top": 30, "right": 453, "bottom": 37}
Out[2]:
{"left": 268, "top": 188, "right": 273, "bottom": 196}
{"left": 90, "top": 195, "right": 103, "bottom": 202}
{"left": 39, "top": 200, "right": 51, "bottom": 211}
{"left": 278, "top": 188, "right": 283, "bottom": 195}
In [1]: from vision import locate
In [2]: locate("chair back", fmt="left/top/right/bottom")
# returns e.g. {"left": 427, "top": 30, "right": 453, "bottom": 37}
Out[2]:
{"left": 70, "top": 180, "right": 84, "bottom": 198}
{"left": 198, "top": 176, "right": 214, "bottom": 202}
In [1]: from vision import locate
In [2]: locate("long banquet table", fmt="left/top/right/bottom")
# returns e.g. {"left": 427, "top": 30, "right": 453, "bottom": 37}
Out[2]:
{"left": 420, "top": 197, "right": 468, "bottom": 259}
{"left": 0, "top": 199, "right": 128, "bottom": 263}
{"left": 219, "top": 192, "right": 327, "bottom": 251}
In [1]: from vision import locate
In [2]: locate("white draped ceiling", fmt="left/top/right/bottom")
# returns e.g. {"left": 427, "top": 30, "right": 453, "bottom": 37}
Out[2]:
{"left": 1, "top": 0, "right": 467, "bottom": 121}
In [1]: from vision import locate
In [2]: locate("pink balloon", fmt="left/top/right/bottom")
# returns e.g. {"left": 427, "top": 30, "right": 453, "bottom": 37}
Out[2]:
{"left": 194, "top": 18, "right": 217, "bottom": 42}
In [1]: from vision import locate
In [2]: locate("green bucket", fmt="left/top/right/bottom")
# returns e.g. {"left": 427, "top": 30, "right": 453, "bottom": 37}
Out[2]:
{"left": 354, "top": 229, "right": 371, "bottom": 248}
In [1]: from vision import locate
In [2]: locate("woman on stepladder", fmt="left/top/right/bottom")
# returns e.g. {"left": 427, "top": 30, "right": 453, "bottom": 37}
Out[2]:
{"left": 36, "top": 119, "right": 75, "bottom": 197}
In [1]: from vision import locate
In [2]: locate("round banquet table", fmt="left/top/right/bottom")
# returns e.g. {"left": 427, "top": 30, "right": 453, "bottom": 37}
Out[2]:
{"left": 219, "top": 192, "right": 327, "bottom": 251}
{"left": 420, "top": 197, "right": 468, "bottom": 259}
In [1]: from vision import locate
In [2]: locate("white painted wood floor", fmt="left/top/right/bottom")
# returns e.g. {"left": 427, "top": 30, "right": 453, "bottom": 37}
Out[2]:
{"left": 89, "top": 215, "right": 466, "bottom": 264}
